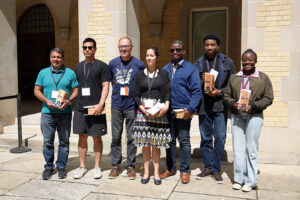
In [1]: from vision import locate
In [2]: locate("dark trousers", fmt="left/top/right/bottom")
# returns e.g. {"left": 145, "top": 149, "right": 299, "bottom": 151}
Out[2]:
{"left": 166, "top": 111, "right": 191, "bottom": 173}
{"left": 110, "top": 108, "right": 137, "bottom": 168}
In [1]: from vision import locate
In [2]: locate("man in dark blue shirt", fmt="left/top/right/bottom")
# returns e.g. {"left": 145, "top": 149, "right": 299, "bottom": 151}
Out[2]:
{"left": 108, "top": 37, "right": 145, "bottom": 179}
{"left": 160, "top": 40, "right": 201, "bottom": 184}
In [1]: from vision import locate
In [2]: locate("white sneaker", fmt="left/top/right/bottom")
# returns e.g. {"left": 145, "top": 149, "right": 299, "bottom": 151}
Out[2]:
{"left": 94, "top": 167, "right": 102, "bottom": 179}
{"left": 232, "top": 183, "right": 242, "bottom": 190}
{"left": 73, "top": 167, "right": 87, "bottom": 179}
{"left": 242, "top": 184, "right": 252, "bottom": 192}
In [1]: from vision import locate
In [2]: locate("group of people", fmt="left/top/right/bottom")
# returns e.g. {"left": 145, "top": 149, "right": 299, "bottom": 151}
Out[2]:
{"left": 34, "top": 33, "right": 273, "bottom": 192}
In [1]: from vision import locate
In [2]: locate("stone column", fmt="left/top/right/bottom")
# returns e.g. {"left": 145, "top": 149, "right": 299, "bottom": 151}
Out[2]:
{"left": 0, "top": 0, "right": 18, "bottom": 130}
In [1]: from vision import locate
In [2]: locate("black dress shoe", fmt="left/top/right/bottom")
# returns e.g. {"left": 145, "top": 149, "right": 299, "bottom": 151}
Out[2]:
{"left": 42, "top": 169, "right": 54, "bottom": 180}
{"left": 58, "top": 168, "right": 67, "bottom": 179}
{"left": 154, "top": 178, "right": 162, "bottom": 185}
{"left": 141, "top": 177, "right": 150, "bottom": 184}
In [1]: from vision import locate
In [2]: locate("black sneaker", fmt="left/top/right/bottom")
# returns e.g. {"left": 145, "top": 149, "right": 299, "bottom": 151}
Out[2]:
{"left": 42, "top": 169, "right": 54, "bottom": 180}
{"left": 212, "top": 172, "right": 223, "bottom": 184}
{"left": 196, "top": 168, "right": 211, "bottom": 180}
{"left": 58, "top": 168, "right": 67, "bottom": 179}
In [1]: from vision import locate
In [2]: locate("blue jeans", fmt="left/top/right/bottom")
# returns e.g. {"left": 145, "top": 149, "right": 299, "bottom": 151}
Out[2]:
{"left": 231, "top": 112, "right": 263, "bottom": 187}
{"left": 199, "top": 111, "right": 227, "bottom": 173}
{"left": 41, "top": 113, "right": 72, "bottom": 169}
{"left": 166, "top": 111, "right": 191, "bottom": 173}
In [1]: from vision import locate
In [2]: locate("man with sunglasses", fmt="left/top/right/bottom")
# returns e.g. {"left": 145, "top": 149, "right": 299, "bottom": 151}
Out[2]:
{"left": 34, "top": 48, "right": 78, "bottom": 180}
{"left": 160, "top": 40, "right": 201, "bottom": 184}
{"left": 73, "top": 37, "right": 110, "bottom": 179}
{"left": 107, "top": 37, "right": 145, "bottom": 179}
{"left": 194, "top": 33, "right": 235, "bottom": 184}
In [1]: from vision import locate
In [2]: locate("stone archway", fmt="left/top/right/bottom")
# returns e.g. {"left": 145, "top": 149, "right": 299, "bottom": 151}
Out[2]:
{"left": 17, "top": 4, "right": 55, "bottom": 99}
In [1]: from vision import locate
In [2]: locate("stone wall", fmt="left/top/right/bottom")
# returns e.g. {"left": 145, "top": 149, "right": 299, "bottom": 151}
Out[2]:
{"left": 0, "top": 0, "right": 18, "bottom": 127}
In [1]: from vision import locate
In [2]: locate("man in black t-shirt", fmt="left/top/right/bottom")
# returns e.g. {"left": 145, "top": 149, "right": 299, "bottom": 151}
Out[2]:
{"left": 72, "top": 37, "right": 110, "bottom": 179}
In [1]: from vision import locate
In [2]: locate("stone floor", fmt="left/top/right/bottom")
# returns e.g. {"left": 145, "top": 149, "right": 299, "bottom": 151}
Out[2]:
{"left": 0, "top": 145, "right": 300, "bottom": 200}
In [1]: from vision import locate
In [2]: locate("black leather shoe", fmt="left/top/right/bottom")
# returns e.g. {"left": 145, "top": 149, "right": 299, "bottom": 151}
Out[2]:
{"left": 154, "top": 178, "right": 162, "bottom": 185}
{"left": 141, "top": 177, "right": 150, "bottom": 184}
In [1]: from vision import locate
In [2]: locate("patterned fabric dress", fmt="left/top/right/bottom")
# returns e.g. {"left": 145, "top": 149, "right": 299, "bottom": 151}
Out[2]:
{"left": 132, "top": 99, "right": 171, "bottom": 148}
{"left": 132, "top": 69, "right": 171, "bottom": 148}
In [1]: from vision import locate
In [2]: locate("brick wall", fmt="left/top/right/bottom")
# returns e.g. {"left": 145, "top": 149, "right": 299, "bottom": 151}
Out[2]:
{"left": 256, "top": 0, "right": 291, "bottom": 127}
{"left": 86, "top": 0, "right": 113, "bottom": 119}
{"left": 87, "top": 0, "right": 113, "bottom": 64}
{"left": 140, "top": 0, "right": 183, "bottom": 66}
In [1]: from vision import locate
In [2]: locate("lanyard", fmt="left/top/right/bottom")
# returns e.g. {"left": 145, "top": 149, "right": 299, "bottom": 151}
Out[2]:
{"left": 241, "top": 76, "right": 251, "bottom": 89}
{"left": 50, "top": 67, "right": 65, "bottom": 90}
{"left": 206, "top": 56, "right": 217, "bottom": 71}
{"left": 83, "top": 61, "right": 94, "bottom": 87}
{"left": 121, "top": 62, "right": 130, "bottom": 85}
{"left": 147, "top": 69, "right": 157, "bottom": 98}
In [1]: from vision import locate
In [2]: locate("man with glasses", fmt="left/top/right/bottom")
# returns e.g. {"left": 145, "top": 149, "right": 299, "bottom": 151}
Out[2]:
{"left": 160, "top": 40, "right": 201, "bottom": 184}
{"left": 108, "top": 37, "right": 145, "bottom": 179}
{"left": 34, "top": 48, "right": 78, "bottom": 180}
{"left": 73, "top": 37, "right": 110, "bottom": 179}
{"left": 194, "top": 33, "right": 235, "bottom": 184}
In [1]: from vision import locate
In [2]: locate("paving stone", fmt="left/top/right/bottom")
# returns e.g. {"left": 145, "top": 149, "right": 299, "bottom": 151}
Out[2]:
{"left": 83, "top": 193, "right": 161, "bottom": 200}
{"left": 0, "top": 157, "right": 44, "bottom": 173}
{"left": 0, "top": 171, "right": 38, "bottom": 190}
{"left": 93, "top": 176, "right": 178, "bottom": 199}
{"left": 0, "top": 190, "right": 7, "bottom": 196}
{"left": 6, "top": 179, "right": 95, "bottom": 200}
{"left": 0, "top": 196, "right": 40, "bottom": 200}
{"left": 174, "top": 175, "right": 256, "bottom": 200}
{"left": 0, "top": 151, "right": 23, "bottom": 164}
{"left": 258, "top": 190, "right": 300, "bottom": 200}
{"left": 257, "top": 174, "right": 300, "bottom": 193}
{"left": 169, "top": 192, "right": 244, "bottom": 200}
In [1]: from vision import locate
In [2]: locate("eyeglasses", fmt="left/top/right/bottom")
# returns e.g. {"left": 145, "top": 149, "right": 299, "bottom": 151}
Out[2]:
{"left": 170, "top": 48, "right": 182, "bottom": 53}
{"left": 82, "top": 46, "right": 94, "bottom": 50}
{"left": 118, "top": 45, "right": 131, "bottom": 49}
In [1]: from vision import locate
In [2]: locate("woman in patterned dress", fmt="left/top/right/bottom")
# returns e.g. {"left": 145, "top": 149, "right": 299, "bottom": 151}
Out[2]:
{"left": 132, "top": 47, "right": 171, "bottom": 185}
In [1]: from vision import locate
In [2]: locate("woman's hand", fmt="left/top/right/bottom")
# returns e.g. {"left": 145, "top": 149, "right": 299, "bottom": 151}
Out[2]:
{"left": 245, "top": 105, "right": 252, "bottom": 113}
{"left": 158, "top": 105, "right": 169, "bottom": 117}
{"left": 139, "top": 105, "right": 151, "bottom": 118}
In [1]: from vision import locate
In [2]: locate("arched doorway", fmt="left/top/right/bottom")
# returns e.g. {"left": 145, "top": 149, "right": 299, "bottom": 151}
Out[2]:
{"left": 17, "top": 4, "right": 55, "bottom": 100}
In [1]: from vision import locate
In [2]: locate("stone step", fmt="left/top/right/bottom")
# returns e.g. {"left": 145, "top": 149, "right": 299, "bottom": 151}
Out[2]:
{"left": 14, "top": 113, "right": 41, "bottom": 125}
{"left": 3, "top": 124, "right": 42, "bottom": 135}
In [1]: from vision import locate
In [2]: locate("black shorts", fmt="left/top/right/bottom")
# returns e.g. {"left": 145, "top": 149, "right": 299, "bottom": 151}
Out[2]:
{"left": 73, "top": 109, "right": 107, "bottom": 137}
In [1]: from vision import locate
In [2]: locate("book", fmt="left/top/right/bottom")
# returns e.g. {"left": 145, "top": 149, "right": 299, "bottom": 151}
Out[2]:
{"left": 83, "top": 105, "right": 106, "bottom": 115}
{"left": 54, "top": 89, "right": 68, "bottom": 107}
{"left": 238, "top": 89, "right": 251, "bottom": 111}
{"left": 204, "top": 73, "right": 215, "bottom": 92}
{"left": 147, "top": 103, "right": 165, "bottom": 118}
{"left": 173, "top": 109, "right": 193, "bottom": 119}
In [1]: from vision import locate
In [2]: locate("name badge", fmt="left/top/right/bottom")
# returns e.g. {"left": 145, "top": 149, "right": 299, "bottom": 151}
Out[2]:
{"left": 120, "top": 86, "right": 129, "bottom": 96}
{"left": 82, "top": 88, "right": 91, "bottom": 96}
{"left": 51, "top": 90, "right": 59, "bottom": 99}
{"left": 144, "top": 99, "right": 154, "bottom": 108}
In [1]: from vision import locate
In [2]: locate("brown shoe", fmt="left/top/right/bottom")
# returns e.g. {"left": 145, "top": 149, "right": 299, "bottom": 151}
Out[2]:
{"left": 180, "top": 172, "right": 190, "bottom": 184}
{"left": 127, "top": 166, "right": 136, "bottom": 180}
{"left": 108, "top": 167, "right": 119, "bottom": 179}
{"left": 160, "top": 170, "right": 176, "bottom": 179}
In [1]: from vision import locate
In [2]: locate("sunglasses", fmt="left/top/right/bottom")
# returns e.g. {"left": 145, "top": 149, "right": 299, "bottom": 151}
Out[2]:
{"left": 170, "top": 48, "right": 182, "bottom": 53}
{"left": 82, "top": 46, "right": 94, "bottom": 50}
